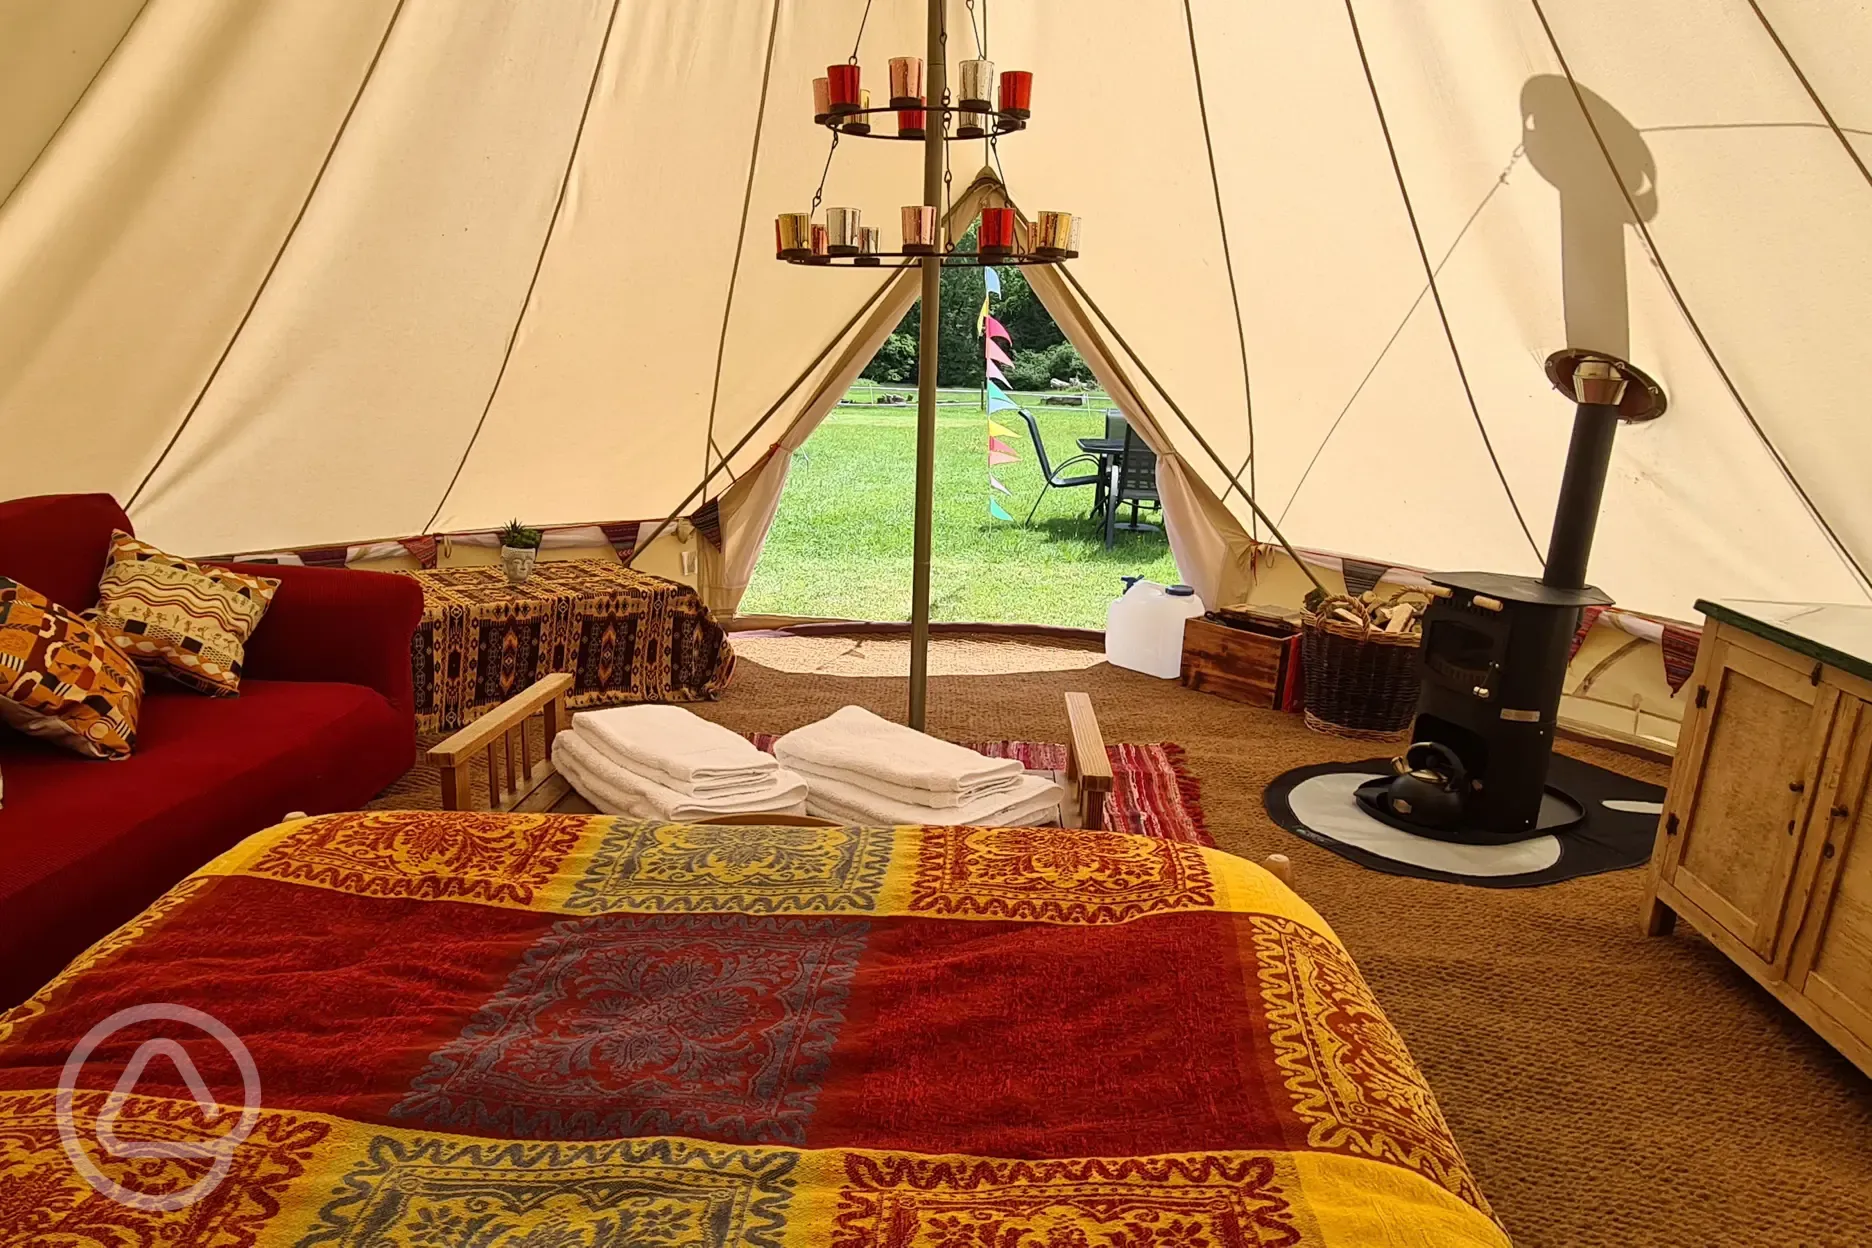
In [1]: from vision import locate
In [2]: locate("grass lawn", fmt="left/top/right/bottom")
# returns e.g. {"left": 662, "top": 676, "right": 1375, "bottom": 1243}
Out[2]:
{"left": 740, "top": 388, "right": 1182, "bottom": 628}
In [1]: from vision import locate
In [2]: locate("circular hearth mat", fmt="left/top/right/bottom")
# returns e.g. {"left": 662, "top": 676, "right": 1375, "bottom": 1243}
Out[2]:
{"left": 1264, "top": 754, "right": 1665, "bottom": 888}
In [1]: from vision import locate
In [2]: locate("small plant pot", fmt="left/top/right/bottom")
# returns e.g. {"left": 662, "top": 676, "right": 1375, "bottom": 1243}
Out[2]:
{"left": 499, "top": 545, "right": 538, "bottom": 585}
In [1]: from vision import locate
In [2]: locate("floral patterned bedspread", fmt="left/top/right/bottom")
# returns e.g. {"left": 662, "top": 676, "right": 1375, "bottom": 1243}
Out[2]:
{"left": 0, "top": 812, "right": 1508, "bottom": 1247}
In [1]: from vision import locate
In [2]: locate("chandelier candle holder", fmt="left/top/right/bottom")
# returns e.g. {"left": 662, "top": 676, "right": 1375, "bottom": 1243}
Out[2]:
{"left": 826, "top": 207, "right": 862, "bottom": 254}
{"left": 827, "top": 63, "right": 862, "bottom": 114}
{"left": 841, "top": 90, "right": 873, "bottom": 135}
{"left": 812, "top": 77, "right": 832, "bottom": 125}
{"left": 979, "top": 207, "right": 1018, "bottom": 256}
{"left": 901, "top": 205, "right": 938, "bottom": 254}
{"left": 958, "top": 58, "right": 995, "bottom": 111}
{"left": 957, "top": 110, "right": 989, "bottom": 139}
{"left": 889, "top": 57, "right": 924, "bottom": 108}
{"left": 809, "top": 222, "right": 831, "bottom": 264}
{"left": 857, "top": 225, "right": 882, "bottom": 265}
{"left": 898, "top": 97, "right": 926, "bottom": 139}
{"left": 1000, "top": 70, "right": 1032, "bottom": 118}
{"left": 775, "top": 212, "right": 812, "bottom": 260}
{"left": 1035, "top": 210, "right": 1076, "bottom": 257}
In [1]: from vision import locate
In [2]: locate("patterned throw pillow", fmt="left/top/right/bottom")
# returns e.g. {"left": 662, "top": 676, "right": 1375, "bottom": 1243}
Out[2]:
{"left": 0, "top": 576, "right": 143, "bottom": 759}
{"left": 90, "top": 531, "right": 280, "bottom": 697}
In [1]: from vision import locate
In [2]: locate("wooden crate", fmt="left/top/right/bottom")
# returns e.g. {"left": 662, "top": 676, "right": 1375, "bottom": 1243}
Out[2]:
{"left": 1180, "top": 615, "right": 1303, "bottom": 710}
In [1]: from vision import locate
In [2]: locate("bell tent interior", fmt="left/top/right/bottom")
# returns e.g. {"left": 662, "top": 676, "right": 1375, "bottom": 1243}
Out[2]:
{"left": 1, "top": 2, "right": 1870, "bottom": 1245}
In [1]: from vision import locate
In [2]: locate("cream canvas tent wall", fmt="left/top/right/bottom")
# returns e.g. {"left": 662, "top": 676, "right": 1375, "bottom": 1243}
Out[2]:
{"left": 4, "top": 0, "right": 1868, "bottom": 750}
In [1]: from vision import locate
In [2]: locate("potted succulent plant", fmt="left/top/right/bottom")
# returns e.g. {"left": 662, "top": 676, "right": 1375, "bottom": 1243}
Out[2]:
{"left": 497, "top": 519, "right": 543, "bottom": 584}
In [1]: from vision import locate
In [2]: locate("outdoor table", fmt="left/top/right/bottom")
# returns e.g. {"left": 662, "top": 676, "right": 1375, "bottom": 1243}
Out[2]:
{"left": 1077, "top": 435, "right": 1126, "bottom": 518}
{"left": 404, "top": 559, "right": 735, "bottom": 732}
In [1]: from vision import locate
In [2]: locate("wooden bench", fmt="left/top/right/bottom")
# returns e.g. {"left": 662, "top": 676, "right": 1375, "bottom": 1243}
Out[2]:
{"left": 430, "top": 673, "right": 573, "bottom": 812}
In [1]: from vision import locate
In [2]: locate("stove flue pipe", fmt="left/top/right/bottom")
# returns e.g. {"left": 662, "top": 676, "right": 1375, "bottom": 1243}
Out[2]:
{"left": 1541, "top": 358, "right": 1629, "bottom": 592}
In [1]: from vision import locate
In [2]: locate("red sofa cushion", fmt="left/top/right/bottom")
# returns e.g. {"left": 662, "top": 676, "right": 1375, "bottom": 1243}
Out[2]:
{"left": 0, "top": 493, "right": 132, "bottom": 613}
{"left": 0, "top": 679, "right": 412, "bottom": 1007}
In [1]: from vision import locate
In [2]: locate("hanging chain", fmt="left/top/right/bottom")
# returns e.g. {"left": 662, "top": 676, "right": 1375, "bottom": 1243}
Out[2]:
{"left": 965, "top": 0, "right": 983, "bottom": 57}
{"left": 809, "top": 130, "right": 840, "bottom": 219}
{"left": 849, "top": 0, "right": 873, "bottom": 62}
{"left": 939, "top": 15, "right": 954, "bottom": 249}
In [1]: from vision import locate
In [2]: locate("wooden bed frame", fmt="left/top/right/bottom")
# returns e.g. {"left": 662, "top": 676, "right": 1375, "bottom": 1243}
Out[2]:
{"left": 416, "top": 679, "right": 1295, "bottom": 891}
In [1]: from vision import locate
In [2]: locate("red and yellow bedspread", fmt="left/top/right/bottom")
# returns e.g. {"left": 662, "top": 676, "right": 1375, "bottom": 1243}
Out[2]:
{"left": 0, "top": 813, "right": 1508, "bottom": 1247}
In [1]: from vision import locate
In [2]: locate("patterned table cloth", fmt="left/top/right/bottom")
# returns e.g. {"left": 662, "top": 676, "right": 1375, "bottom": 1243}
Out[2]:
{"left": 406, "top": 559, "right": 734, "bottom": 732}
{"left": 0, "top": 812, "right": 1508, "bottom": 1247}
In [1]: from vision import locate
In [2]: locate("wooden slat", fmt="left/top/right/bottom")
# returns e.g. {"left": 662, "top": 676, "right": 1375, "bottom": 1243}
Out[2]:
{"left": 1064, "top": 692, "right": 1112, "bottom": 830}
{"left": 429, "top": 673, "right": 576, "bottom": 766}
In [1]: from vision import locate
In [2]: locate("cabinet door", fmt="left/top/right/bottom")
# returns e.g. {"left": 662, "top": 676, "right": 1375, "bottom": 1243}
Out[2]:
{"left": 1662, "top": 636, "right": 1839, "bottom": 962}
{"left": 1790, "top": 698, "right": 1872, "bottom": 1054}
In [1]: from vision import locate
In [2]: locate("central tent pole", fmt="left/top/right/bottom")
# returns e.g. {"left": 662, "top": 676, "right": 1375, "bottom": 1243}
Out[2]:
{"left": 908, "top": 0, "right": 944, "bottom": 730}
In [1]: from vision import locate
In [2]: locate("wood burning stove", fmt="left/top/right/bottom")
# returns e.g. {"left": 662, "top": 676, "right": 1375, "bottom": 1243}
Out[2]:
{"left": 1359, "top": 350, "right": 1666, "bottom": 843}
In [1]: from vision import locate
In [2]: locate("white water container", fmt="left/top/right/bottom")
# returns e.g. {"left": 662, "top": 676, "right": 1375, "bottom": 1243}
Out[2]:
{"left": 1105, "top": 579, "right": 1205, "bottom": 678}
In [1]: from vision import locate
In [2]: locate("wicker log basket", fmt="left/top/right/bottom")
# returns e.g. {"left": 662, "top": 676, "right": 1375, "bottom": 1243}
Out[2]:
{"left": 1300, "top": 592, "right": 1427, "bottom": 740}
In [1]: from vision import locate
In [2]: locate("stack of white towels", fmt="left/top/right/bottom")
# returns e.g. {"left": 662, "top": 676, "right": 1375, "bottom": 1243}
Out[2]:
{"left": 552, "top": 705, "right": 808, "bottom": 819}
{"left": 774, "top": 705, "right": 1061, "bottom": 825}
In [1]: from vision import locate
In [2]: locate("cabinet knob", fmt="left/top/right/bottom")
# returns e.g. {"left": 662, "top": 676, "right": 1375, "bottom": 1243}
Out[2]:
{"left": 1789, "top": 779, "right": 1805, "bottom": 793}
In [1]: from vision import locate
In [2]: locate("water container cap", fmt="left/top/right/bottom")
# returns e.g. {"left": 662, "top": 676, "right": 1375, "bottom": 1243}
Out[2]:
{"left": 1166, "top": 584, "right": 1196, "bottom": 597}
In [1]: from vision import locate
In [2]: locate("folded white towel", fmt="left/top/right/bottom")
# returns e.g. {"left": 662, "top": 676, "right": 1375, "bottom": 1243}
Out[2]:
{"left": 553, "top": 732, "right": 807, "bottom": 820}
{"left": 801, "top": 770, "right": 1062, "bottom": 827}
{"left": 572, "top": 705, "right": 777, "bottom": 794}
{"left": 783, "top": 757, "right": 1023, "bottom": 809}
{"left": 773, "top": 705, "right": 1023, "bottom": 797}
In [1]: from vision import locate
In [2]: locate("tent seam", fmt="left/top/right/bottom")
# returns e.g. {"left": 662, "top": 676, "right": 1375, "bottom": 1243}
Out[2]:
{"left": 1341, "top": 0, "right": 1546, "bottom": 565}
{"left": 699, "top": 0, "right": 784, "bottom": 505}
{"left": 1181, "top": 0, "right": 1258, "bottom": 537}
{"left": 1743, "top": 0, "right": 1872, "bottom": 193}
{"left": 125, "top": 0, "right": 409, "bottom": 513}
{"left": 0, "top": 0, "right": 153, "bottom": 215}
{"left": 421, "top": 0, "right": 625, "bottom": 535}
{"left": 1528, "top": 0, "right": 1872, "bottom": 595}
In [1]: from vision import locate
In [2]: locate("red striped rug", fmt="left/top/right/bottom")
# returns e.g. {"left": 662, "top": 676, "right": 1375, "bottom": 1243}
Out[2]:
{"left": 744, "top": 734, "right": 1209, "bottom": 846}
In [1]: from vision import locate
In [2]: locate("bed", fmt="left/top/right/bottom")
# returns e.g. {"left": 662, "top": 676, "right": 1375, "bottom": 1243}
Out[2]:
{"left": 0, "top": 812, "right": 1508, "bottom": 1247}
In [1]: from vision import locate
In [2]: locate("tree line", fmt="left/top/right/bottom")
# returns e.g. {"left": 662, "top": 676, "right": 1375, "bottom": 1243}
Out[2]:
{"left": 860, "top": 256, "right": 1090, "bottom": 391}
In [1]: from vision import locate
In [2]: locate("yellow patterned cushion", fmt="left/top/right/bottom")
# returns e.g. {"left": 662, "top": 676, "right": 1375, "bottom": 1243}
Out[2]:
{"left": 90, "top": 531, "right": 279, "bottom": 697}
{"left": 0, "top": 577, "right": 142, "bottom": 759}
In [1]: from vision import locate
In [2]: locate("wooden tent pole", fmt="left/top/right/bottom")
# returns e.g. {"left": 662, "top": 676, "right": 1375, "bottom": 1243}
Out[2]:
{"left": 908, "top": 0, "right": 944, "bottom": 730}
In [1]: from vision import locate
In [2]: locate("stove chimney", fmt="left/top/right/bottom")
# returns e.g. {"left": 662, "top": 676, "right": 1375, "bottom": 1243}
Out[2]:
{"left": 1541, "top": 357, "right": 1629, "bottom": 592}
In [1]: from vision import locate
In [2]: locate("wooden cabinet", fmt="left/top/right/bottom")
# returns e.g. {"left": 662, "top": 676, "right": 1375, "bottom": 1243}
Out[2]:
{"left": 1643, "top": 601, "right": 1872, "bottom": 1078}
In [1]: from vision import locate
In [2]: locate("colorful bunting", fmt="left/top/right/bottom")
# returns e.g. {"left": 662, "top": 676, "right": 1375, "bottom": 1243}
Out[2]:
{"left": 988, "top": 448, "right": 1018, "bottom": 467}
{"left": 984, "top": 314, "right": 1011, "bottom": 343}
{"left": 976, "top": 293, "right": 991, "bottom": 334}
{"left": 398, "top": 535, "right": 439, "bottom": 569}
{"left": 982, "top": 273, "right": 1016, "bottom": 520}
{"left": 986, "top": 380, "right": 1020, "bottom": 413}
{"left": 986, "top": 419, "right": 1016, "bottom": 438}
{"left": 984, "top": 267, "right": 1002, "bottom": 296}
{"left": 599, "top": 520, "right": 643, "bottom": 558}
{"left": 986, "top": 360, "right": 1009, "bottom": 385}
{"left": 986, "top": 338, "right": 1013, "bottom": 367}
{"left": 692, "top": 498, "right": 723, "bottom": 550}
{"left": 989, "top": 498, "right": 1014, "bottom": 521}
{"left": 987, "top": 436, "right": 1017, "bottom": 456}
{"left": 990, "top": 475, "right": 1011, "bottom": 494}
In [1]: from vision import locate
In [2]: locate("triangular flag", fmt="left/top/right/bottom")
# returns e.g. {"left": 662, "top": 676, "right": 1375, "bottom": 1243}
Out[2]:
{"left": 986, "top": 419, "right": 1016, "bottom": 438}
{"left": 988, "top": 448, "right": 1018, "bottom": 466}
{"left": 984, "top": 267, "right": 1002, "bottom": 296}
{"left": 986, "top": 379, "right": 1019, "bottom": 414}
{"left": 976, "top": 293, "right": 991, "bottom": 334}
{"left": 984, "top": 314, "right": 1011, "bottom": 343}
{"left": 986, "top": 360, "right": 1008, "bottom": 385}
{"left": 987, "top": 436, "right": 1017, "bottom": 456}
{"left": 989, "top": 497, "right": 1014, "bottom": 521}
{"left": 986, "top": 338, "right": 1013, "bottom": 366}
{"left": 989, "top": 475, "right": 1012, "bottom": 494}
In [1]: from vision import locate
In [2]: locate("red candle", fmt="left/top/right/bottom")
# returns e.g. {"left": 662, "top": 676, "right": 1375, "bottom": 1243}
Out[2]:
{"left": 827, "top": 64, "right": 861, "bottom": 113}
{"left": 979, "top": 207, "right": 1017, "bottom": 252}
{"left": 898, "top": 96, "right": 926, "bottom": 138}
{"left": 1000, "top": 70, "right": 1033, "bottom": 118}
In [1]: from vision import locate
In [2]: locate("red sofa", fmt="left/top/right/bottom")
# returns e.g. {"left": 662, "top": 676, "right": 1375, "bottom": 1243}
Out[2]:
{"left": 0, "top": 494, "right": 423, "bottom": 1008}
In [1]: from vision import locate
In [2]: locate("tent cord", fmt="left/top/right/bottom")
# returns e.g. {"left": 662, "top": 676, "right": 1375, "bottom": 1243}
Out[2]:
{"left": 1342, "top": 0, "right": 1545, "bottom": 566}
{"left": 625, "top": 271, "right": 904, "bottom": 568}
{"left": 1743, "top": 0, "right": 1872, "bottom": 193}
{"left": 1528, "top": 0, "right": 1872, "bottom": 594}
{"left": 421, "top": 0, "right": 624, "bottom": 534}
{"left": 1056, "top": 264, "right": 1325, "bottom": 597}
{"left": 1182, "top": 0, "right": 1258, "bottom": 539}
{"left": 0, "top": 0, "right": 152, "bottom": 214}
{"left": 698, "top": 0, "right": 784, "bottom": 505}
{"left": 126, "top": 0, "right": 407, "bottom": 513}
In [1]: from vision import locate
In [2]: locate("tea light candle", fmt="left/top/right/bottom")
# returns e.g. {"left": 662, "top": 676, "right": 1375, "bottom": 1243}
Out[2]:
{"left": 901, "top": 205, "right": 938, "bottom": 254}
{"left": 888, "top": 57, "right": 924, "bottom": 108}
{"left": 826, "top": 207, "right": 862, "bottom": 255}
{"left": 956, "top": 110, "right": 989, "bottom": 139}
{"left": 810, "top": 222, "right": 831, "bottom": 263}
{"left": 1000, "top": 70, "right": 1033, "bottom": 118}
{"left": 841, "top": 89, "right": 873, "bottom": 134}
{"left": 827, "top": 63, "right": 861, "bottom": 114}
{"left": 812, "top": 77, "right": 832, "bottom": 125}
{"left": 898, "top": 96, "right": 926, "bottom": 139}
{"left": 979, "top": 207, "right": 1017, "bottom": 255}
{"left": 1035, "top": 210, "right": 1073, "bottom": 255}
{"left": 958, "top": 58, "right": 995, "bottom": 111}
{"left": 857, "top": 225, "right": 882, "bottom": 265}
{"left": 775, "top": 212, "right": 812, "bottom": 259}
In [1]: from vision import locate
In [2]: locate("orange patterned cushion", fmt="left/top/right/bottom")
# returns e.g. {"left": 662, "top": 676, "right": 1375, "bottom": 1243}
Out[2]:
{"left": 91, "top": 531, "right": 279, "bottom": 696}
{"left": 0, "top": 576, "right": 142, "bottom": 759}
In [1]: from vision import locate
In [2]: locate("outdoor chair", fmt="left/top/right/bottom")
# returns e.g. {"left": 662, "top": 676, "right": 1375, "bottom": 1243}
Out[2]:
{"left": 1017, "top": 408, "right": 1103, "bottom": 524}
{"left": 1105, "top": 427, "right": 1163, "bottom": 548}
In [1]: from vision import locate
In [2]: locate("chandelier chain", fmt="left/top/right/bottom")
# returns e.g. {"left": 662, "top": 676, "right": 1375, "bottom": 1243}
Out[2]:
{"left": 849, "top": 0, "right": 873, "bottom": 63}
{"left": 809, "top": 130, "right": 840, "bottom": 218}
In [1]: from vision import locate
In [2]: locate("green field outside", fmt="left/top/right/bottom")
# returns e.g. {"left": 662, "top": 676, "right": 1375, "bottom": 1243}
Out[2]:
{"left": 740, "top": 388, "right": 1181, "bottom": 628}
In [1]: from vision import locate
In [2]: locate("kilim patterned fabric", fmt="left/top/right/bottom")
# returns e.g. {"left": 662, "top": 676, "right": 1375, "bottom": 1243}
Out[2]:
{"left": 91, "top": 531, "right": 279, "bottom": 696}
{"left": 0, "top": 576, "right": 142, "bottom": 758}
{"left": 406, "top": 559, "right": 735, "bottom": 732}
{"left": 0, "top": 812, "right": 1508, "bottom": 1246}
